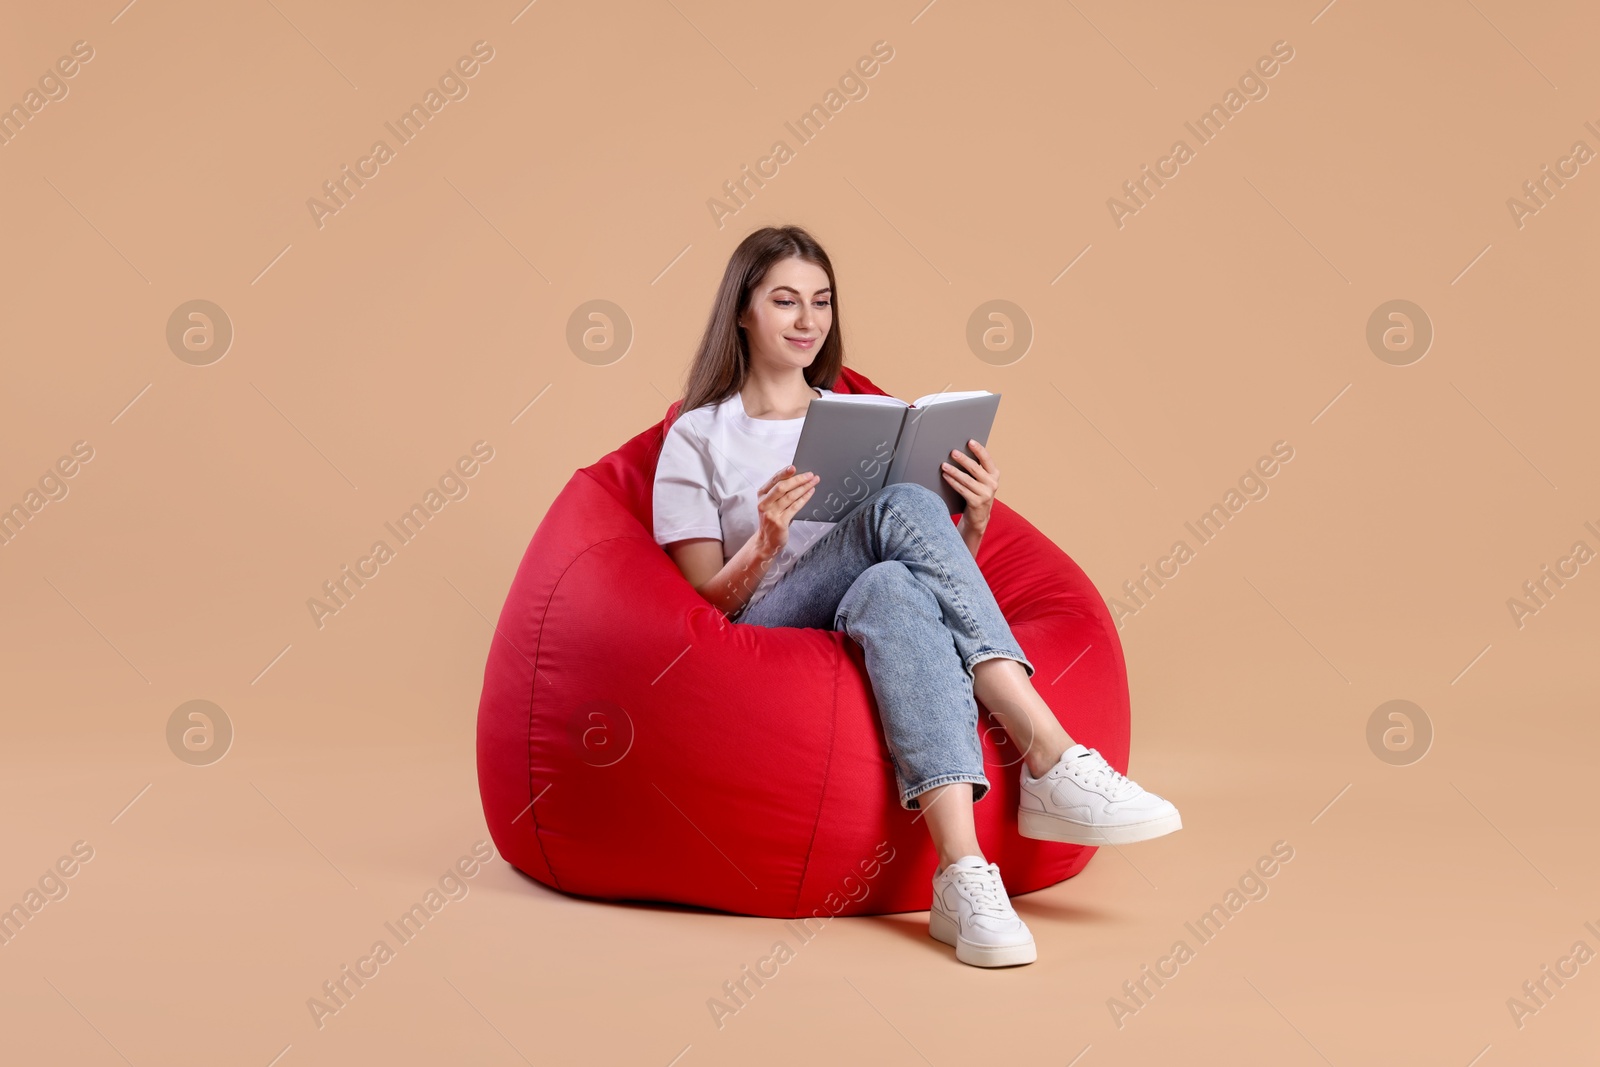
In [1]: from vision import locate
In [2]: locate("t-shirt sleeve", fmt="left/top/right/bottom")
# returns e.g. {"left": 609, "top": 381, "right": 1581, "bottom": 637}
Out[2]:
{"left": 652, "top": 418, "right": 724, "bottom": 546}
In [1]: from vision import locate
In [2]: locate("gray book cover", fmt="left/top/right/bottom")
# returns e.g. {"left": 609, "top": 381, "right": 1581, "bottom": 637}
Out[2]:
{"left": 791, "top": 391, "right": 1001, "bottom": 523}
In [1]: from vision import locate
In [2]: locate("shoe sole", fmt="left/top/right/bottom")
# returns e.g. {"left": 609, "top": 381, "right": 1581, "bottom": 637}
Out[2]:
{"left": 1017, "top": 807, "right": 1183, "bottom": 845}
{"left": 928, "top": 908, "right": 1037, "bottom": 967}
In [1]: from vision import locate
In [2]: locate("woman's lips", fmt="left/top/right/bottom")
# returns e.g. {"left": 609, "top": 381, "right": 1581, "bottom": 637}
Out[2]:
{"left": 786, "top": 336, "right": 816, "bottom": 349}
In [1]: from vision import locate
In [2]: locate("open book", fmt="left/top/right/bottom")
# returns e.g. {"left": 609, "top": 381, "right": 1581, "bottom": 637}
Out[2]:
{"left": 791, "top": 390, "right": 1001, "bottom": 523}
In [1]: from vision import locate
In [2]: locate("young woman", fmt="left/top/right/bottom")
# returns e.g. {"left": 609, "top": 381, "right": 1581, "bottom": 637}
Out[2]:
{"left": 652, "top": 225, "right": 1181, "bottom": 968}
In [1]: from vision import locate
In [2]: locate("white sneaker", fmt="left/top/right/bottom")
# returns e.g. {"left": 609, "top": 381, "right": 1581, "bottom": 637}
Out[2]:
{"left": 928, "top": 855, "right": 1037, "bottom": 967}
{"left": 1018, "top": 744, "right": 1182, "bottom": 845}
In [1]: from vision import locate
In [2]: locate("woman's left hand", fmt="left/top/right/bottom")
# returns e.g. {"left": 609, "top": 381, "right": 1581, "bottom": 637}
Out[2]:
{"left": 942, "top": 438, "right": 999, "bottom": 530}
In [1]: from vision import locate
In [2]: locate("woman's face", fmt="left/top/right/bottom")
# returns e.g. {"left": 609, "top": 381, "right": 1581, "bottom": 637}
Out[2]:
{"left": 738, "top": 256, "right": 833, "bottom": 373}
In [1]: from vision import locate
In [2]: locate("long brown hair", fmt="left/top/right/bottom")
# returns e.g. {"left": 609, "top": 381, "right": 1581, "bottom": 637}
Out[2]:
{"left": 676, "top": 225, "right": 845, "bottom": 419}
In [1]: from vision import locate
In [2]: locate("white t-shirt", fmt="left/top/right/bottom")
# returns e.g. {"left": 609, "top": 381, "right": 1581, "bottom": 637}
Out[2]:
{"left": 653, "top": 386, "right": 836, "bottom": 614}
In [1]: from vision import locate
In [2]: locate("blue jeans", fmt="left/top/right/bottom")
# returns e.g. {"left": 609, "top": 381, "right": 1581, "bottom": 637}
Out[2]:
{"left": 732, "top": 481, "right": 1036, "bottom": 809}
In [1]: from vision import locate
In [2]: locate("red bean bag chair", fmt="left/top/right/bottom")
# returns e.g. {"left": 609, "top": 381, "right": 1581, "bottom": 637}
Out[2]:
{"left": 476, "top": 366, "right": 1131, "bottom": 918}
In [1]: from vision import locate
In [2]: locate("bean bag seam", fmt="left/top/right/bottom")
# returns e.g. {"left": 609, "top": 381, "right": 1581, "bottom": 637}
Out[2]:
{"left": 523, "top": 527, "right": 650, "bottom": 893}
{"left": 521, "top": 550, "right": 563, "bottom": 893}
{"left": 790, "top": 639, "right": 842, "bottom": 915}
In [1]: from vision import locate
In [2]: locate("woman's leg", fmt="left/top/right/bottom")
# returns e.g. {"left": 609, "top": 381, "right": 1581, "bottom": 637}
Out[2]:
{"left": 829, "top": 558, "right": 994, "bottom": 813}
{"left": 737, "top": 482, "right": 1036, "bottom": 817}
{"left": 818, "top": 535, "right": 1039, "bottom": 966}
{"left": 971, "top": 658, "right": 1073, "bottom": 778}
{"left": 851, "top": 488, "right": 1180, "bottom": 844}
{"left": 913, "top": 782, "right": 981, "bottom": 870}
{"left": 739, "top": 482, "right": 1037, "bottom": 680}
{"left": 735, "top": 482, "right": 1045, "bottom": 967}
{"left": 781, "top": 483, "right": 1182, "bottom": 847}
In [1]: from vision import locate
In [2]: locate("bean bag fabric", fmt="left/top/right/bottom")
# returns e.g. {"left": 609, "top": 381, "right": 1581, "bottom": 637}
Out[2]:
{"left": 476, "top": 366, "right": 1132, "bottom": 919}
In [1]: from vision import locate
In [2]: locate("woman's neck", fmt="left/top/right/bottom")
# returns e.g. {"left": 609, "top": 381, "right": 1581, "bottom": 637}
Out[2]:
{"left": 740, "top": 369, "right": 819, "bottom": 420}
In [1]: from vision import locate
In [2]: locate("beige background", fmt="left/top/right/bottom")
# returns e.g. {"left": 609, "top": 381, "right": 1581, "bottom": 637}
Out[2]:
{"left": 3, "top": 0, "right": 1597, "bottom": 1063}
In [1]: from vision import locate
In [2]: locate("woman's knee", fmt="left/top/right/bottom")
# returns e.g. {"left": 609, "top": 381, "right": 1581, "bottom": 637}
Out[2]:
{"left": 834, "top": 560, "right": 928, "bottom": 628}
{"left": 874, "top": 481, "right": 950, "bottom": 530}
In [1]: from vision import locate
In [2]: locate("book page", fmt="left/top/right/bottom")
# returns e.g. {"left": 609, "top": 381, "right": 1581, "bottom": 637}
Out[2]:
{"left": 912, "top": 390, "right": 991, "bottom": 407}
{"left": 823, "top": 394, "right": 906, "bottom": 406}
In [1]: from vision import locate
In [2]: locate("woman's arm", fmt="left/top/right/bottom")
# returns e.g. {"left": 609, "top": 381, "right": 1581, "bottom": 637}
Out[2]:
{"left": 662, "top": 463, "right": 817, "bottom": 617}
{"left": 664, "top": 534, "right": 779, "bottom": 618}
{"left": 943, "top": 438, "right": 1000, "bottom": 561}
{"left": 957, "top": 513, "right": 985, "bottom": 558}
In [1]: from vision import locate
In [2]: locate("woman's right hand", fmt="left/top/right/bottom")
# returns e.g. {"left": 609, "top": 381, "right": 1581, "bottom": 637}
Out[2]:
{"left": 755, "top": 464, "right": 819, "bottom": 556}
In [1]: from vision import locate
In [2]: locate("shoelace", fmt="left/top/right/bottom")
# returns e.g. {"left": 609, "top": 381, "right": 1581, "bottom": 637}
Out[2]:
{"left": 950, "top": 865, "right": 1009, "bottom": 918}
{"left": 1062, "top": 749, "right": 1139, "bottom": 800}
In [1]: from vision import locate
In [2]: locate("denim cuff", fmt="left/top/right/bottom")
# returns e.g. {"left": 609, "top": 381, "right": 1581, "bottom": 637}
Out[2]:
{"left": 963, "top": 648, "right": 1036, "bottom": 680}
{"left": 901, "top": 772, "right": 991, "bottom": 810}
